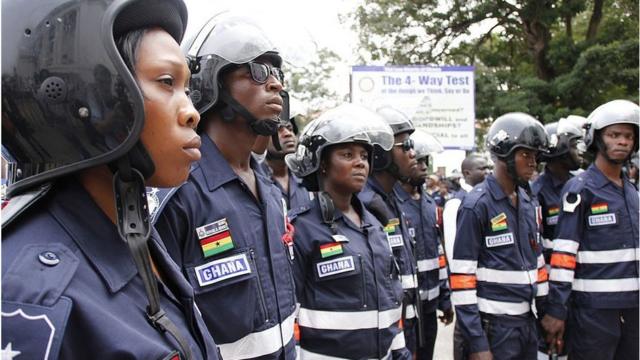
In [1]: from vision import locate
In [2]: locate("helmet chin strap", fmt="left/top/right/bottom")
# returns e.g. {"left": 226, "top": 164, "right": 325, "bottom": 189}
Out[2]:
{"left": 218, "top": 89, "right": 279, "bottom": 136}
{"left": 505, "top": 155, "right": 530, "bottom": 193}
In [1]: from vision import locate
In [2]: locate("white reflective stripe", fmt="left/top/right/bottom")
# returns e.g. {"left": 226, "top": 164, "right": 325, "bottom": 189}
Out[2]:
{"left": 390, "top": 331, "right": 406, "bottom": 350}
{"left": 420, "top": 286, "right": 440, "bottom": 301}
{"left": 542, "top": 238, "right": 554, "bottom": 250}
{"left": 537, "top": 282, "right": 549, "bottom": 296}
{"left": 439, "top": 267, "right": 448, "bottom": 280}
{"left": 449, "top": 259, "right": 477, "bottom": 274}
{"left": 476, "top": 267, "right": 538, "bottom": 285}
{"left": 576, "top": 248, "right": 639, "bottom": 264}
{"left": 451, "top": 290, "right": 477, "bottom": 305}
{"left": 401, "top": 274, "right": 418, "bottom": 289}
{"left": 405, "top": 304, "right": 416, "bottom": 319}
{"left": 417, "top": 257, "right": 439, "bottom": 272}
{"left": 573, "top": 278, "right": 640, "bottom": 292}
{"left": 553, "top": 239, "right": 580, "bottom": 254}
{"left": 538, "top": 351, "right": 567, "bottom": 360}
{"left": 550, "top": 268, "right": 574, "bottom": 283}
{"left": 218, "top": 311, "right": 296, "bottom": 359}
{"left": 537, "top": 254, "right": 545, "bottom": 268}
{"left": 298, "top": 306, "right": 402, "bottom": 330}
{"left": 477, "top": 297, "right": 530, "bottom": 315}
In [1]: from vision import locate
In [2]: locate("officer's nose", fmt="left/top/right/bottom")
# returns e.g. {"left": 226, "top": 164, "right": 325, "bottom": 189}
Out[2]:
{"left": 267, "top": 75, "right": 284, "bottom": 93}
{"left": 181, "top": 93, "right": 200, "bottom": 130}
{"left": 408, "top": 148, "right": 416, "bottom": 159}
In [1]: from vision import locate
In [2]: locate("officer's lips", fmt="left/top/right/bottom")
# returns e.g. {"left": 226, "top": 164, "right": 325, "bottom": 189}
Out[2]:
{"left": 352, "top": 172, "right": 367, "bottom": 180}
{"left": 266, "top": 97, "right": 283, "bottom": 113}
{"left": 183, "top": 135, "right": 202, "bottom": 161}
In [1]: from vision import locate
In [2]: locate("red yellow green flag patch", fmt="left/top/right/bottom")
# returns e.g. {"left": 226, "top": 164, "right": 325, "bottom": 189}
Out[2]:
{"left": 320, "top": 242, "right": 343, "bottom": 258}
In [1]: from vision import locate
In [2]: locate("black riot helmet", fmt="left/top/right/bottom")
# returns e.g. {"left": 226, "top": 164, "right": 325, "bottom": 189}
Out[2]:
{"left": 286, "top": 103, "right": 394, "bottom": 192}
{"left": 2, "top": 0, "right": 187, "bottom": 196}
{"left": 486, "top": 112, "right": 549, "bottom": 186}
{"left": 373, "top": 106, "right": 415, "bottom": 172}
{"left": 185, "top": 13, "right": 286, "bottom": 136}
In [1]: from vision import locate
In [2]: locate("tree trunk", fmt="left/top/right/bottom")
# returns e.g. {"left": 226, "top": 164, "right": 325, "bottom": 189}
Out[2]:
{"left": 586, "top": 0, "right": 604, "bottom": 42}
{"left": 523, "top": 19, "right": 554, "bottom": 81}
{"left": 565, "top": 14, "right": 573, "bottom": 40}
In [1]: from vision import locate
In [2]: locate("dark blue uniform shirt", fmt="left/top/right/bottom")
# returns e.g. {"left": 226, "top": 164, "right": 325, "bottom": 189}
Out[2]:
{"left": 290, "top": 196, "right": 410, "bottom": 359}
{"left": 546, "top": 164, "right": 639, "bottom": 320}
{"left": 532, "top": 169, "right": 569, "bottom": 264}
{"left": 257, "top": 161, "right": 313, "bottom": 211}
{"left": 394, "top": 183, "right": 451, "bottom": 314}
{"left": 1, "top": 180, "right": 218, "bottom": 359}
{"left": 154, "top": 136, "right": 297, "bottom": 359}
{"left": 449, "top": 175, "right": 546, "bottom": 353}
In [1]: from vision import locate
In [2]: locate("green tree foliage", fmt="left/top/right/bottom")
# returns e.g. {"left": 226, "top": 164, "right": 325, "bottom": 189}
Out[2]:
{"left": 351, "top": 0, "right": 638, "bottom": 124}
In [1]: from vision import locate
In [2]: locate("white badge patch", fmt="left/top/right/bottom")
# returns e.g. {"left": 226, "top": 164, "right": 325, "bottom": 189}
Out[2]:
{"left": 485, "top": 232, "right": 515, "bottom": 248}
{"left": 387, "top": 234, "right": 404, "bottom": 248}
{"left": 196, "top": 218, "right": 229, "bottom": 240}
{"left": 588, "top": 213, "right": 617, "bottom": 227}
{"left": 332, "top": 234, "right": 350, "bottom": 243}
{"left": 409, "top": 228, "right": 416, "bottom": 237}
{"left": 195, "top": 253, "right": 252, "bottom": 287}
{"left": 546, "top": 215, "right": 559, "bottom": 226}
{"left": 316, "top": 256, "right": 355, "bottom": 278}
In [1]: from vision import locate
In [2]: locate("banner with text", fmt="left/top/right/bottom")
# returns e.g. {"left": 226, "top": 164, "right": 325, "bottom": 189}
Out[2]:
{"left": 351, "top": 65, "right": 475, "bottom": 150}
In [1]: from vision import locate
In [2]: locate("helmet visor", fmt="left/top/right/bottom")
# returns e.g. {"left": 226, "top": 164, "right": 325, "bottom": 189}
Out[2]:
{"left": 411, "top": 130, "right": 443, "bottom": 159}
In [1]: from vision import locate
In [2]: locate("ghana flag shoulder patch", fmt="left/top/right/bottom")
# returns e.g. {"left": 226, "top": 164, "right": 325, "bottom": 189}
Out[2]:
{"left": 591, "top": 202, "right": 608, "bottom": 214}
{"left": 196, "top": 218, "right": 234, "bottom": 258}
{"left": 320, "top": 242, "right": 343, "bottom": 258}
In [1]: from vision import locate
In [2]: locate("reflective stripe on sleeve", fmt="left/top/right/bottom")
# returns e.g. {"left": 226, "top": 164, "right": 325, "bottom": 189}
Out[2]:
{"left": 401, "top": 274, "right": 418, "bottom": 289}
{"left": 297, "top": 306, "right": 402, "bottom": 330}
{"left": 390, "top": 330, "right": 406, "bottom": 350}
{"left": 537, "top": 254, "right": 545, "bottom": 268}
{"left": 550, "top": 253, "right": 576, "bottom": 270}
{"left": 576, "top": 248, "right": 639, "bottom": 264}
{"left": 537, "top": 268, "right": 548, "bottom": 282}
{"left": 218, "top": 310, "right": 296, "bottom": 359}
{"left": 417, "top": 257, "right": 439, "bottom": 272}
{"left": 451, "top": 289, "right": 477, "bottom": 305}
{"left": 477, "top": 297, "right": 530, "bottom": 315}
{"left": 572, "top": 278, "right": 640, "bottom": 292}
{"left": 439, "top": 267, "right": 448, "bottom": 280}
{"left": 449, "top": 259, "right": 478, "bottom": 274}
{"left": 549, "top": 268, "right": 574, "bottom": 283}
{"left": 405, "top": 304, "right": 416, "bottom": 319}
{"left": 439, "top": 255, "right": 447, "bottom": 268}
{"left": 419, "top": 286, "right": 440, "bottom": 301}
{"left": 553, "top": 239, "right": 580, "bottom": 255}
{"left": 542, "top": 238, "right": 554, "bottom": 250}
{"left": 537, "top": 282, "right": 549, "bottom": 297}
{"left": 476, "top": 268, "right": 538, "bottom": 285}
{"left": 450, "top": 274, "right": 477, "bottom": 290}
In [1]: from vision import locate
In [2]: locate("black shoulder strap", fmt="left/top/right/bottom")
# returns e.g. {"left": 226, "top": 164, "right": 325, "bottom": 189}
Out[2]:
{"left": 113, "top": 167, "right": 194, "bottom": 360}
{"left": 318, "top": 191, "right": 338, "bottom": 235}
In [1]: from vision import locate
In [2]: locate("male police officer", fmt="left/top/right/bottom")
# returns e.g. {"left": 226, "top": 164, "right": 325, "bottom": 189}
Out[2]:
{"left": 359, "top": 106, "right": 421, "bottom": 353}
{"left": 394, "top": 130, "right": 453, "bottom": 359}
{"left": 442, "top": 153, "right": 491, "bottom": 360}
{"left": 154, "top": 15, "right": 297, "bottom": 359}
{"left": 541, "top": 100, "right": 639, "bottom": 360}
{"left": 449, "top": 113, "right": 548, "bottom": 360}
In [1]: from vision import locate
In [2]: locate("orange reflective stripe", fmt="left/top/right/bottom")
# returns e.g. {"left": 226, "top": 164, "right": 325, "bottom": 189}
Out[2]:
{"left": 398, "top": 318, "right": 404, "bottom": 329}
{"left": 439, "top": 255, "right": 447, "bottom": 268}
{"left": 537, "top": 268, "right": 548, "bottom": 282}
{"left": 450, "top": 274, "right": 477, "bottom": 290}
{"left": 294, "top": 321, "right": 300, "bottom": 341}
{"left": 551, "top": 253, "right": 576, "bottom": 269}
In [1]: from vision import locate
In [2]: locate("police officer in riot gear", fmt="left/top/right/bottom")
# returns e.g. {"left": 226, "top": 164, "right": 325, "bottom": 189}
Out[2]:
{"left": 449, "top": 113, "right": 549, "bottom": 360}
{"left": 1, "top": 0, "right": 219, "bottom": 358}
{"left": 286, "top": 103, "right": 410, "bottom": 359}
{"left": 359, "top": 106, "right": 421, "bottom": 353}
{"left": 154, "top": 14, "right": 297, "bottom": 359}
{"left": 542, "top": 100, "right": 639, "bottom": 360}
{"left": 394, "top": 130, "right": 453, "bottom": 359}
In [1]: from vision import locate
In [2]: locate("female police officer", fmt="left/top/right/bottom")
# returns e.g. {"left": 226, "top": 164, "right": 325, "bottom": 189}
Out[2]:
{"left": 286, "top": 103, "right": 411, "bottom": 359}
{"left": 154, "top": 14, "right": 297, "bottom": 359}
{"left": 2, "top": 0, "right": 219, "bottom": 359}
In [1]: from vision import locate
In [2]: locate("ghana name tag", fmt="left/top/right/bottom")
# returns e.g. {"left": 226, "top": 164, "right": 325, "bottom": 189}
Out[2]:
{"left": 195, "top": 253, "right": 252, "bottom": 287}
{"left": 588, "top": 213, "right": 616, "bottom": 227}
{"left": 316, "top": 256, "right": 355, "bottom": 278}
{"left": 485, "top": 232, "right": 515, "bottom": 248}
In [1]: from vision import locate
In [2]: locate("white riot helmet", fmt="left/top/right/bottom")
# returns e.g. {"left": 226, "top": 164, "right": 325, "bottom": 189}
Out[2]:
{"left": 585, "top": 99, "right": 639, "bottom": 153}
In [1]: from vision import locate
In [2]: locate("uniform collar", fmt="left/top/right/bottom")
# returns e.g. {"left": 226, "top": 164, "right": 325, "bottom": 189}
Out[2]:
{"left": 586, "top": 163, "right": 611, "bottom": 189}
{"left": 542, "top": 167, "right": 568, "bottom": 189}
{"left": 49, "top": 180, "right": 137, "bottom": 294}
{"left": 333, "top": 195, "right": 373, "bottom": 232}
{"left": 486, "top": 174, "right": 531, "bottom": 203}
{"left": 367, "top": 177, "right": 390, "bottom": 200}
{"left": 393, "top": 182, "right": 411, "bottom": 202}
{"left": 199, "top": 134, "right": 262, "bottom": 192}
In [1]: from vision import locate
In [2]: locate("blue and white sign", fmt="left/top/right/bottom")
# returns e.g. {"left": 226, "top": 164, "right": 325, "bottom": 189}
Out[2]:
{"left": 316, "top": 256, "right": 356, "bottom": 278}
{"left": 351, "top": 65, "right": 475, "bottom": 150}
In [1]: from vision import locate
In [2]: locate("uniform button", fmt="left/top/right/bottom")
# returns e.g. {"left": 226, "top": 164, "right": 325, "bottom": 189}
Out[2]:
{"left": 38, "top": 251, "right": 60, "bottom": 266}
